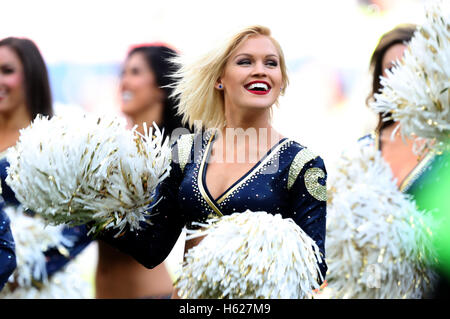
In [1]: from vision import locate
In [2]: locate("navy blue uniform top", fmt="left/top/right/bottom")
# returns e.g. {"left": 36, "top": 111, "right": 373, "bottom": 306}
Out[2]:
{"left": 0, "top": 155, "right": 92, "bottom": 280}
{"left": 100, "top": 131, "right": 328, "bottom": 282}
{"left": 0, "top": 198, "right": 16, "bottom": 291}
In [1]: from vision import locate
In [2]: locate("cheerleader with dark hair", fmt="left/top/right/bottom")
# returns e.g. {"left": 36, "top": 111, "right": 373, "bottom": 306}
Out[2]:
{"left": 0, "top": 37, "right": 92, "bottom": 298}
{"left": 95, "top": 43, "right": 191, "bottom": 299}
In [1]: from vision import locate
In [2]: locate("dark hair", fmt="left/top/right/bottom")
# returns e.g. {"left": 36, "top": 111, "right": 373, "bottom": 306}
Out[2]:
{"left": 126, "top": 45, "right": 190, "bottom": 139}
{"left": 0, "top": 37, "right": 53, "bottom": 119}
{"left": 366, "top": 24, "right": 416, "bottom": 132}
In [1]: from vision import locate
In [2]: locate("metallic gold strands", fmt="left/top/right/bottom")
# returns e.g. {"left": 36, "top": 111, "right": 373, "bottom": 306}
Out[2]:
{"left": 322, "top": 142, "right": 438, "bottom": 299}
{"left": 176, "top": 211, "right": 323, "bottom": 299}
{"left": 304, "top": 167, "right": 327, "bottom": 201}
{"left": 0, "top": 205, "right": 90, "bottom": 298}
{"left": 5, "top": 114, "right": 172, "bottom": 236}
{"left": 370, "top": 1, "right": 450, "bottom": 155}
{"left": 287, "top": 148, "right": 316, "bottom": 190}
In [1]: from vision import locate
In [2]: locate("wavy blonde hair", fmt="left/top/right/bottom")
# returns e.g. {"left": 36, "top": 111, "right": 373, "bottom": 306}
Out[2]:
{"left": 170, "top": 25, "right": 289, "bottom": 130}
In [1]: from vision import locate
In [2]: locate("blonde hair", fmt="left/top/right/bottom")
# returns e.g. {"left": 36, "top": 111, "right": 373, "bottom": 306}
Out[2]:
{"left": 170, "top": 25, "right": 289, "bottom": 130}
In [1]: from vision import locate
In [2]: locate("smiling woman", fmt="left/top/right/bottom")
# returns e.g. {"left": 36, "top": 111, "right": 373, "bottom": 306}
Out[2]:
{"left": 95, "top": 44, "right": 190, "bottom": 299}
{"left": 0, "top": 38, "right": 52, "bottom": 151}
{"left": 172, "top": 25, "right": 289, "bottom": 131}
{"left": 98, "top": 25, "right": 328, "bottom": 299}
{"left": 217, "top": 35, "right": 284, "bottom": 131}
{"left": 0, "top": 46, "right": 26, "bottom": 113}
{"left": 0, "top": 37, "right": 92, "bottom": 298}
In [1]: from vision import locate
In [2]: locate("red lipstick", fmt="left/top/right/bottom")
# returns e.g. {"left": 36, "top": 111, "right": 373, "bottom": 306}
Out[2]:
{"left": 244, "top": 81, "right": 271, "bottom": 95}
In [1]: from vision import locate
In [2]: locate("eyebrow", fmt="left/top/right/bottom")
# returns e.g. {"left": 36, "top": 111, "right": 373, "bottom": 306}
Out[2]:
{"left": 0, "top": 63, "right": 14, "bottom": 67}
{"left": 234, "top": 53, "right": 279, "bottom": 59}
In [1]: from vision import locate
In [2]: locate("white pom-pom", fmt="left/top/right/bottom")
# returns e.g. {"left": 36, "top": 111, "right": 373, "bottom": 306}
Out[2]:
{"left": 370, "top": 1, "right": 450, "bottom": 154}
{"left": 323, "top": 144, "right": 438, "bottom": 299}
{"left": 0, "top": 260, "right": 91, "bottom": 299}
{"left": 5, "top": 113, "right": 172, "bottom": 236}
{"left": 175, "top": 210, "right": 324, "bottom": 299}
{"left": 1, "top": 205, "right": 73, "bottom": 288}
{"left": 0, "top": 206, "right": 90, "bottom": 299}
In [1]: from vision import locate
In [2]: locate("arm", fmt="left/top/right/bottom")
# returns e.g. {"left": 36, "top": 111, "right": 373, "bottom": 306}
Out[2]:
{"left": 43, "top": 224, "right": 93, "bottom": 277}
{"left": 2, "top": 157, "right": 93, "bottom": 281}
{"left": 288, "top": 155, "right": 328, "bottom": 283}
{"left": 97, "top": 140, "right": 187, "bottom": 269}
{"left": 0, "top": 203, "right": 16, "bottom": 291}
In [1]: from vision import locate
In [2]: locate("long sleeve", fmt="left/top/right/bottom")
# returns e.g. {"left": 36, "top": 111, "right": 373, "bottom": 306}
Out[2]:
{"left": 0, "top": 158, "right": 19, "bottom": 206}
{"left": 97, "top": 140, "right": 187, "bottom": 269}
{"left": 1, "top": 157, "right": 92, "bottom": 281}
{"left": 43, "top": 225, "right": 92, "bottom": 278}
{"left": 0, "top": 203, "right": 16, "bottom": 291}
{"left": 288, "top": 155, "right": 328, "bottom": 282}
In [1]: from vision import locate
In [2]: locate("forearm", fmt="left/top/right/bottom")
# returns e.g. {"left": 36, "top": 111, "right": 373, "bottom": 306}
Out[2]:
{"left": 44, "top": 224, "right": 93, "bottom": 277}
{"left": 98, "top": 213, "right": 185, "bottom": 269}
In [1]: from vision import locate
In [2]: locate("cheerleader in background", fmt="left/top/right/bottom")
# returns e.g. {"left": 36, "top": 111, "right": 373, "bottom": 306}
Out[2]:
{"left": 95, "top": 44, "right": 191, "bottom": 299}
{"left": 324, "top": 21, "right": 447, "bottom": 299}
{"left": 0, "top": 37, "right": 92, "bottom": 298}
{"left": 364, "top": 24, "right": 449, "bottom": 298}
{"left": 363, "top": 24, "right": 447, "bottom": 195}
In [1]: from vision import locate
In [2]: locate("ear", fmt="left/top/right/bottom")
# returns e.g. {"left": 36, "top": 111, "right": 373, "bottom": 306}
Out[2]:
{"left": 215, "top": 79, "right": 223, "bottom": 90}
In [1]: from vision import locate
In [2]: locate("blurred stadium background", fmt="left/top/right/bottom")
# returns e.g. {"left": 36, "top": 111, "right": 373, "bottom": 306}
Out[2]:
{"left": 0, "top": 0, "right": 429, "bottom": 297}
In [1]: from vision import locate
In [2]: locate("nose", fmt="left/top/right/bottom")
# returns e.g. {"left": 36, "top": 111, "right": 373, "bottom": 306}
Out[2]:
{"left": 119, "top": 73, "right": 129, "bottom": 91}
{"left": 251, "top": 60, "right": 267, "bottom": 77}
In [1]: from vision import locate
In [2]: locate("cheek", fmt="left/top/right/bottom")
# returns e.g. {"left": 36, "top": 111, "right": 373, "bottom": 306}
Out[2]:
{"left": 222, "top": 66, "right": 246, "bottom": 88}
{"left": 134, "top": 79, "right": 163, "bottom": 107}
{"left": 6, "top": 73, "right": 25, "bottom": 91}
{"left": 142, "top": 81, "right": 161, "bottom": 101}
{"left": 380, "top": 64, "right": 388, "bottom": 77}
{"left": 272, "top": 70, "right": 283, "bottom": 88}
{"left": 138, "top": 74, "right": 159, "bottom": 94}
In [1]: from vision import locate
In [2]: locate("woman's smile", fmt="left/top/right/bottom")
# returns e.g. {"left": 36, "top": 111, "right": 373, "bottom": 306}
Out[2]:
{"left": 244, "top": 80, "right": 271, "bottom": 95}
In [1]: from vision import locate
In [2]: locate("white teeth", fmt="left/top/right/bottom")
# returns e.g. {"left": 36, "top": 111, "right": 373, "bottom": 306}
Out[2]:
{"left": 247, "top": 83, "right": 269, "bottom": 90}
{"left": 122, "top": 91, "right": 133, "bottom": 101}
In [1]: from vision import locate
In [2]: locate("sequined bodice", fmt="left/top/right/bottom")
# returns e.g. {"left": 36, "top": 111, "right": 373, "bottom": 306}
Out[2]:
{"left": 100, "top": 131, "right": 328, "bottom": 281}
{"left": 173, "top": 132, "right": 327, "bottom": 224}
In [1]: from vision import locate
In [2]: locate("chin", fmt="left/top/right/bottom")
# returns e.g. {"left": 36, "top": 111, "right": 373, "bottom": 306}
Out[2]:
{"left": 120, "top": 108, "right": 135, "bottom": 118}
{"left": 120, "top": 103, "right": 136, "bottom": 115}
{"left": 0, "top": 104, "right": 15, "bottom": 114}
{"left": 243, "top": 99, "right": 275, "bottom": 110}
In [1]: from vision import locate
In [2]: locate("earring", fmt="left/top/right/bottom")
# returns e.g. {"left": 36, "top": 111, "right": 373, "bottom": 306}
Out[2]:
{"left": 218, "top": 84, "right": 223, "bottom": 89}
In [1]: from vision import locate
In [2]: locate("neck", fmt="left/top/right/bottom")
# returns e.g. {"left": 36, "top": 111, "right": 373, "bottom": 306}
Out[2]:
{"left": 222, "top": 106, "right": 283, "bottom": 146}
{"left": 381, "top": 124, "right": 413, "bottom": 145}
{"left": 224, "top": 106, "right": 272, "bottom": 131}
{"left": 213, "top": 107, "right": 283, "bottom": 164}
{"left": 127, "top": 102, "right": 163, "bottom": 135}
{"left": 0, "top": 104, "right": 31, "bottom": 133}
{"left": 380, "top": 123, "right": 427, "bottom": 159}
{"left": 0, "top": 104, "right": 32, "bottom": 152}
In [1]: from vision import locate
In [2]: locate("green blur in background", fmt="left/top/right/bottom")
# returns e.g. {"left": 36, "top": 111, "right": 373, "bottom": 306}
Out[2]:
{"left": 411, "top": 148, "right": 450, "bottom": 280}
